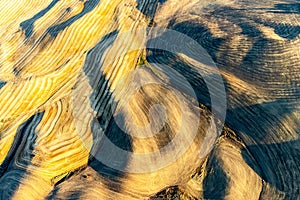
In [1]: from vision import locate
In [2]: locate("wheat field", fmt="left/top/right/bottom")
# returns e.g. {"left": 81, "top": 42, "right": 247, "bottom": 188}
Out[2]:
{"left": 0, "top": 0, "right": 299, "bottom": 199}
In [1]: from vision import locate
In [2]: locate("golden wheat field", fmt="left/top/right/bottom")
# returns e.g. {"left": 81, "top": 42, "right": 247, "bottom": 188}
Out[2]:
{"left": 0, "top": 0, "right": 299, "bottom": 199}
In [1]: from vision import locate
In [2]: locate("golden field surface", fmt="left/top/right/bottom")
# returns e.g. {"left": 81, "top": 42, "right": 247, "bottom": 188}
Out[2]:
{"left": 0, "top": 0, "right": 299, "bottom": 199}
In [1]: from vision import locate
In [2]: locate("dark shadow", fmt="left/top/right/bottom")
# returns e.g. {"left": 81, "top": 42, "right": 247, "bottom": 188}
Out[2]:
{"left": 20, "top": 0, "right": 60, "bottom": 38}
{"left": 0, "top": 81, "right": 6, "bottom": 90}
{"left": 88, "top": 114, "right": 132, "bottom": 184}
{"left": 13, "top": 68, "right": 20, "bottom": 76}
{"left": 47, "top": 0, "right": 100, "bottom": 38}
{"left": 47, "top": 186, "right": 83, "bottom": 200}
{"left": 215, "top": 5, "right": 300, "bottom": 39}
{"left": 169, "top": 21, "right": 225, "bottom": 66}
{"left": 145, "top": 20, "right": 227, "bottom": 113}
{"left": 46, "top": 167, "right": 83, "bottom": 200}
{"left": 0, "top": 112, "right": 44, "bottom": 199}
{"left": 149, "top": 186, "right": 181, "bottom": 199}
{"left": 203, "top": 156, "right": 227, "bottom": 199}
{"left": 146, "top": 49, "right": 212, "bottom": 110}
{"left": 66, "top": 190, "right": 83, "bottom": 200}
{"left": 273, "top": 24, "right": 300, "bottom": 40}
{"left": 227, "top": 99, "right": 297, "bottom": 141}
{"left": 242, "top": 3, "right": 300, "bottom": 15}
{"left": 46, "top": 187, "right": 59, "bottom": 200}
{"left": 81, "top": 30, "right": 132, "bottom": 188}
{"left": 272, "top": 3, "right": 300, "bottom": 14}
{"left": 242, "top": 139, "right": 300, "bottom": 199}
{"left": 136, "top": 0, "right": 161, "bottom": 18}
{"left": 158, "top": 0, "right": 167, "bottom": 3}
{"left": 230, "top": 99, "right": 300, "bottom": 197}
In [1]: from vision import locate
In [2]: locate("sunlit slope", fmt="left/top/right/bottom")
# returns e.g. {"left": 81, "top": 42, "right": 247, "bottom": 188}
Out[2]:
{"left": 0, "top": 0, "right": 299, "bottom": 199}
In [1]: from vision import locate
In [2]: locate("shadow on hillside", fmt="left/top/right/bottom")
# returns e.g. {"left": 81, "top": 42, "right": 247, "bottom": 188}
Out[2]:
{"left": 0, "top": 112, "right": 44, "bottom": 199}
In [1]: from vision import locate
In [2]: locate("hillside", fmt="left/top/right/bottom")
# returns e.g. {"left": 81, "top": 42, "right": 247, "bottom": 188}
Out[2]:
{"left": 0, "top": 0, "right": 299, "bottom": 199}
